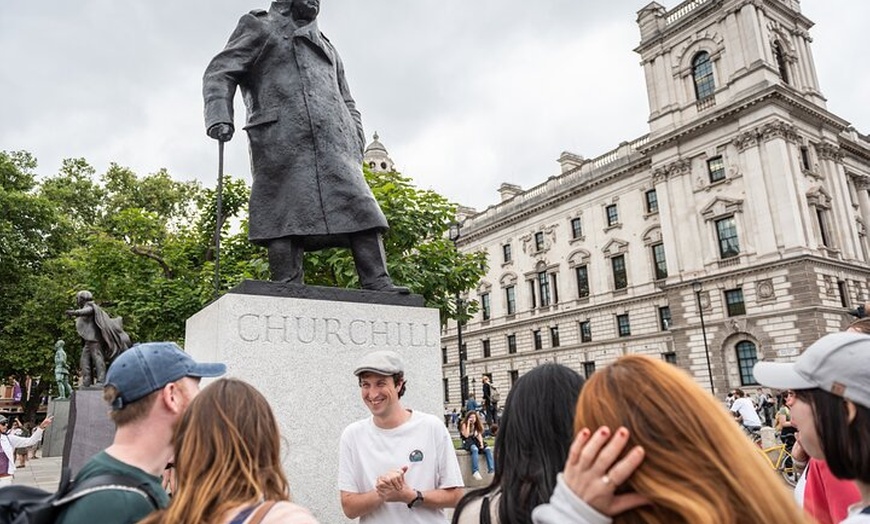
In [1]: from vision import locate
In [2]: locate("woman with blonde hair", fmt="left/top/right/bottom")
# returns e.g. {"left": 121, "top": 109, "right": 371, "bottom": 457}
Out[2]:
{"left": 533, "top": 355, "right": 812, "bottom": 524}
{"left": 139, "top": 378, "right": 318, "bottom": 524}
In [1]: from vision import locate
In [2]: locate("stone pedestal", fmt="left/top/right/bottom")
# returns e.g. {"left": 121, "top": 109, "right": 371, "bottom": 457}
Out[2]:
{"left": 62, "top": 388, "right": 115, "bottom": 476}
{"left": 42, "top": 398, "right": 71, "bottom": 457}
{"left": 185, "top": 282, "right": 443, "bottom": 524}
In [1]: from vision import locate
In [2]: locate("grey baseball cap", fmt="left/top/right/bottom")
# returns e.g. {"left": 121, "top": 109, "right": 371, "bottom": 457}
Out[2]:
{"left": 753, "top": 332, "right": 870, "bottom": 408}
{"left": 0, "top": 415, "right": 7, "bottom": 425}
{"left": 354, "top": 350, "right": 404, "bottom": 376}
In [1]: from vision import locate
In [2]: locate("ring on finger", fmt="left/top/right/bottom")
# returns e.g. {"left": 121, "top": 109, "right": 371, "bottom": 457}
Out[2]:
{"left": 601, "top": 475, "right": 612, "bottom": 485}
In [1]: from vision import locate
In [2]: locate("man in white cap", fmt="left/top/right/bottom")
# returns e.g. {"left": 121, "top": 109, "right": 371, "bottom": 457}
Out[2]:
{"left": 56, "top": 341, "right": 225, "bottom": 524}
{"left": 338, "top": 350, "right": 463, "bottom": 523}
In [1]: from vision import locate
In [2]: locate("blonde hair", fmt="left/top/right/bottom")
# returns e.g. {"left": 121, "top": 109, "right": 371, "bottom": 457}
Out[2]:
{"left": 575, "top": 355, "right": 811, "bottom": 524}
{"left": 139, "top": 378, "right": 289, "bottom": 524}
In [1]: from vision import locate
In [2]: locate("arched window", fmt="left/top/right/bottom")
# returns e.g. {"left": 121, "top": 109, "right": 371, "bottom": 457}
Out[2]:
{"left": 773, "top": 41, "right": 789, "bottom": 84}
{"left": 736, "top": 340, "right": 759, "bottom": 385}
{"left": 692, "top": 51, "right": 715, "bottom": 100}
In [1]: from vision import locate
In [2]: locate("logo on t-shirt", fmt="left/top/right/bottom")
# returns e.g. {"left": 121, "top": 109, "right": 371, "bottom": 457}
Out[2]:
{"left": 409, "top": 449, "right": 423, "bottom": 462}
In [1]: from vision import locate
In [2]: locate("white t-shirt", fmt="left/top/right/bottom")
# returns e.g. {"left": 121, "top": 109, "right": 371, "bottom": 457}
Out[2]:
{"left": 338, "top": 410, "right": 464, "bottom": 524}
{"left": 730, "top": 397, "right": 762, "bottom": 427}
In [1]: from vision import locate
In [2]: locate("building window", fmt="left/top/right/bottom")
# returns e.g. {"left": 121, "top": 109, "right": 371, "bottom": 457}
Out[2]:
{"left": 580, "top": 321, "right": 592, "bottom": 343}
{"left": 480, "top": 293, "right": 491, "bottom": 320}
{"left": 659, "top": 306, "right": 671, "bottom": 331}
{"left": 725, "top": 288, "right": 746, "bottom": 317}
{"left": 773, "top": 41, "right": 789, "bottom": 85}
{"left": 509, "top": 370, "right": 519, "bottom": 385}
{"left": 651, "top": 243, "right": 668, "bottom": 280}
{"left": 503, "top": 243, "right": 512, "bottom": 263}
{"left": 611, "top": 255, "right": 628, "bottom": 290}
{"left": 606, "top": 204, "right": 619, "bottom": 227}
{"left": 460, "top": 343, "right": 467, "bottom": 362}
{"left": 534, "top": 232, "right": 545, "bottom": 252}
{"left": 505, "top": 285, "right": 516, "bottom": 315}
{"left": 707, "top": 156, "right": 725, "bottom": 183}
{"left": 507, "top": 334, "right": 517, "bottom": 354}
{"left": 838, "top": 280, "right": 850, "bottom": 307}
{"left": 550, "top": 326, "right": 560, "bottom": 348}
{"left": 692, "top": 51, "right": 715, "bottom": 100}
{"left": 482, "top": 339, "right": 491, "bottom": 358}
{"left": 736, "top": 340, "right": 759, "bottom": 386}
{"left": 800, "top": 146, "right": 811, "bottom": 171}
{"left": 715, "top": 217, "right": 740, "bottom": 259}
{"left": 533, "top": 329, "right": 543, "bottom": 350}
{"left": 616, "top": 314, "right": 631, "bottom": 337}
{"left": 645, "top": 190, "right": 658, "bottom": 214}
{"left": 576, "top": 265, "right": 590, "bottom": 298}
{"left": 662, "top": 352, "right": 677, "bottom": 364}
{"left": 441, "top": 346, "right": 448, "bottom": 364}
{"left": 571, "top": 217, "right": 583, "bottom": 239}
{"left": 443, "top": 378, "right": 450, "bottom": 403}
{"left": 538, "top": 272, "right": 551, "bottom": 307}
{"left": 583, "top": 361, "right": 596, "bottom": 379}
{"left": 817, "top": 208, "right": 832, "bottom": 248}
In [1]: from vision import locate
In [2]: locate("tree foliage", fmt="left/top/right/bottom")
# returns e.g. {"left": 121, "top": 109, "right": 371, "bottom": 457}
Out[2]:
{"left": 0, "top": 151, "right": 486, "bottom": 421}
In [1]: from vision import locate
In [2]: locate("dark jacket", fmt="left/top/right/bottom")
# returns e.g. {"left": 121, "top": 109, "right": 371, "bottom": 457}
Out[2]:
{"left": 203, "top": 4, "right": 387, "bottom": 248}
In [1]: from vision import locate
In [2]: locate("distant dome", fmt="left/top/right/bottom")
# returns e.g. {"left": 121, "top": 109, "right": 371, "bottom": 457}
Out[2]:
{"left": 363, "top": 132, "right": 395, "bottom": 173}
{"left": 364, "top": 132, "right": 388, "bottom": 154}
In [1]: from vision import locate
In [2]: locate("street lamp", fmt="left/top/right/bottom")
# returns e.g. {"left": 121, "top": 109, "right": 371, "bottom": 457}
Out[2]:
{"left": 692, "top": 281, "right": 715, "bottom": 394}
{"left": 448, "top": 221, "right": 469, "bottom": 407}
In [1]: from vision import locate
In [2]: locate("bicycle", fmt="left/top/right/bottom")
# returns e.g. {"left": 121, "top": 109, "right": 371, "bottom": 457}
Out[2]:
{"left": 756, "top": 442, "right": 799, "bottom": 487}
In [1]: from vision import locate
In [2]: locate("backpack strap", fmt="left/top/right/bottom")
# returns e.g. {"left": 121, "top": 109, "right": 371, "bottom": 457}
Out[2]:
{"left": 860, "top": 505, "right": 870, "bottom": 515}
{"left": 53, "top": 473, "right": 160, "bottom": 509}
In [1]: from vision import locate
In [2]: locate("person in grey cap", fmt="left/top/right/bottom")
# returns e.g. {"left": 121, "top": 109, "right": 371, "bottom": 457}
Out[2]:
{"left": 0, "top": 414, "right": 53, "bottom": 487}
{"left": 56, "top": 341, "right": 226, "bottom": 524}
{"left": 753, "top": 332, "right": 870, "bottom": 522}
{"left": 338, "top": 350, "right": 463, "bottom": 523}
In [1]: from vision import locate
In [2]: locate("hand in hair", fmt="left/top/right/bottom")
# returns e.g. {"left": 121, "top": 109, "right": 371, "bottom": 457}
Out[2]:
{"left": 563, "top": 426, "right": 648, "bottom": 516}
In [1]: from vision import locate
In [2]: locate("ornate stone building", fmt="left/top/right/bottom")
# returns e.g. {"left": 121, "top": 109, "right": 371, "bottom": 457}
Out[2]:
{"left": 442, "top": 0, "right": 870, "bottom": 406}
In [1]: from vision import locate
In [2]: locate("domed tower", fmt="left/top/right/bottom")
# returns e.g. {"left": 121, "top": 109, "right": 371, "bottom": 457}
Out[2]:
{"left": 363, "top": 132, "right": 395, "bottom": 172}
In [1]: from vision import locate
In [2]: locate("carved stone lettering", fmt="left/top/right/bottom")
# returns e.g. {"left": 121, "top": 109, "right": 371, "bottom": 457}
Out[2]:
{"left": 236, "top": 314, "right": 437, "bottom": 347}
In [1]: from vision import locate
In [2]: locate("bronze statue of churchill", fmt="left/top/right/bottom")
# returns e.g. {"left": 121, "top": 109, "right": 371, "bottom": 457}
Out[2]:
{"left": 204, "top": 0, "right": 407, "bottom": 292}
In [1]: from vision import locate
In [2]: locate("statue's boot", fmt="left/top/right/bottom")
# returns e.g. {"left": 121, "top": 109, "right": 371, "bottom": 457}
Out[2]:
{"left": 351, "top": 231, "right": 410, "bottom": 294}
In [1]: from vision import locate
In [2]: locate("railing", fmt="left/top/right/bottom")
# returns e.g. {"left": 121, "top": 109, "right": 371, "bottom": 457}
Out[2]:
{"left": 666, "top": 0, "right": 713, "bottom": 25}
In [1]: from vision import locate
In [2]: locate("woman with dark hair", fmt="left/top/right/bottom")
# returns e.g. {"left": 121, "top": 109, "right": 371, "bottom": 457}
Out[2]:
{"left": 452, "top": 363, "right": 585, "bottom": 524}
{"left": 459, "top": 410, "right": 494, "bottom": 481}
{"left": 533, "top": 355, "right": 811, "bottom": 524}
{"left": 754, "top": 332, "right": 870, "bottom": 523}
{"left": 139, "top": 378, "right": 318, "bottom": 524}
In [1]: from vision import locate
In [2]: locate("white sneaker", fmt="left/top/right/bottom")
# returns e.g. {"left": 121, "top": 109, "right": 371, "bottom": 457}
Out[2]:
{"left": 472, "top": 471, "right": 483, "bottom": 480}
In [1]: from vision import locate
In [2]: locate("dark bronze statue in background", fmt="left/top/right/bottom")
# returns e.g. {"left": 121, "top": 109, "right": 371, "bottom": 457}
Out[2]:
{"left": 65, "top": 290, "right": 132, "bottom": 387}
{"left": 203, "top": 0, "right": 408, "bottom": 293}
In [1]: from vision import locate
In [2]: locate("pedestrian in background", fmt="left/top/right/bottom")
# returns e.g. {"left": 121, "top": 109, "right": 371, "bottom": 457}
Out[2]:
{"left": 533, "top": 355, "right": 810, "bottom": 524}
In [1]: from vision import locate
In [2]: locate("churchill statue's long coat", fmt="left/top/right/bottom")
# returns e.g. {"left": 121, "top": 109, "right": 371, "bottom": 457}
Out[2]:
{"left": 203, "top": 4, "right": 388, "bottom": 249}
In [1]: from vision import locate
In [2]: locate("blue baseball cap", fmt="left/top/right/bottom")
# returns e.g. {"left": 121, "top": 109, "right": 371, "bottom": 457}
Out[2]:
{"left": 105, "top": 342, "right": 226, "bottom": 410}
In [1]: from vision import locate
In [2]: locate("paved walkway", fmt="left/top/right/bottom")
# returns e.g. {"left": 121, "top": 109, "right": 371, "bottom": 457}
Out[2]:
{"left": 12, "top": 455, "right": 63, "bottom": 491}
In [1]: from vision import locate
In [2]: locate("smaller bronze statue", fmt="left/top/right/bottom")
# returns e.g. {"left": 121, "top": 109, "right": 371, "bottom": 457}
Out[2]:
{"left": 54, "top": 340, "right": 72, "bottom": 399}
{"left": 65, "top": 290, "right": 132, "bottom": 387}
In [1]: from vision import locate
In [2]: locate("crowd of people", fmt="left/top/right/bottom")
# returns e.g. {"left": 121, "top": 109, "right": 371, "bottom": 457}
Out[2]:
{"left": 2, "top": 324, "right": 869, "bottom": 523}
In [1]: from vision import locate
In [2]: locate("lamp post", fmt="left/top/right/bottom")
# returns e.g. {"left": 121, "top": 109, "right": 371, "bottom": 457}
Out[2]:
{"left": 448, "top": 221, "right": 469, "bottom": 407}
{"left": 692, "top": 281, "right": 715, "bottom": 394}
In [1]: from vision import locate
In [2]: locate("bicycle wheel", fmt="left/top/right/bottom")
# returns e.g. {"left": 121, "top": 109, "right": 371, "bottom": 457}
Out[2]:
{"left": 779, "top": 455, "right": 799, "bottom": 487}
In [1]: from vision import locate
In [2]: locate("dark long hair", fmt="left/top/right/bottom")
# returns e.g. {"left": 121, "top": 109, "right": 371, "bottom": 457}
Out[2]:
{"left": 795, "top": 388, "right": 870, "bottom": 483}
{"left": 452, "top": 363, "right": 584, "bottom": 524}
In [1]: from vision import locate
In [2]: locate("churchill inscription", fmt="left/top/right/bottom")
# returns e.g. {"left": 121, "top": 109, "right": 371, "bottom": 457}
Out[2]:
{"left": 237, "top": 314, "right": 437, "bottom": 347}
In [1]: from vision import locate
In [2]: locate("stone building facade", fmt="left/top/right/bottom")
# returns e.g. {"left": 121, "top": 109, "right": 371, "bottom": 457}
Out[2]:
{"left": 442, "top": 0, "right": 870, "bottom": 406}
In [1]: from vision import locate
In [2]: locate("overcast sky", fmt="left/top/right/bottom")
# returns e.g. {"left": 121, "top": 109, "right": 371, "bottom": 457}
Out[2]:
{"left": 2, "top": 1, "right": 867, "bottom": 211}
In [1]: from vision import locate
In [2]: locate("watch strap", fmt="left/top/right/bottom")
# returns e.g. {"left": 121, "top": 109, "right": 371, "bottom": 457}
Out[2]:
{"left": 407, "top": 489, "right": 423, "bottom": 508}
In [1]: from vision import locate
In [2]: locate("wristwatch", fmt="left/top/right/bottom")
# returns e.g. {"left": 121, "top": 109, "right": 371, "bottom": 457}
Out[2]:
{"left": 407, "top": 489, "right": 424, "bottom": 509}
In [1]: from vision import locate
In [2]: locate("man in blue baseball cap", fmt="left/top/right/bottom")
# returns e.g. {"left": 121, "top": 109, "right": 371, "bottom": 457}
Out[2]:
{"left": 57, "top": 342, "right": 225, "bottom": 524}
